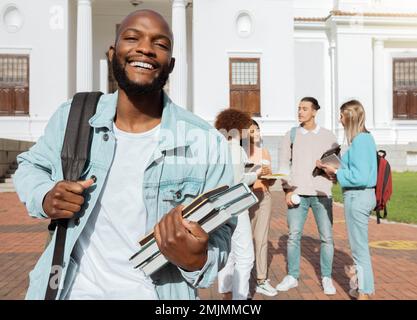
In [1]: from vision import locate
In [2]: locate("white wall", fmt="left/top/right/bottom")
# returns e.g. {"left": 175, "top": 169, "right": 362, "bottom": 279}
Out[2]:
{"left": 0, "top": 0, "right": 70, "bottom": 141}
{"left": 68, "top": 0, "right": 77, "bottom": 98}
{"left": 186, "top": 5, "right": 193, "bottom": 111}
{"left": 377, "top": 40, "right": 417, "bottom": 144}
{"left": 193, "top": 0, "right": 295, "bottom": 136}
{"left": 294, "top": 41, "right": 327, "bottom": 127}
{"left": 332, "top": 20, "right": 417, "bottom": 144}
{"left": 293, "top": 0, "right": 334, "bottom": 17}
{"left": 335, "top": 0, "right": 417, "bottom": 13}
{"left": 335, "top": 32, "right": 374, "bottom": 130}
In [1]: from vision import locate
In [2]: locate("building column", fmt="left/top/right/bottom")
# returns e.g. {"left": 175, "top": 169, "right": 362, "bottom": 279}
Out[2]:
{"left": 76, "top": 0, "right": 93, "bottom": 92}
{"left": 170, "top": 0, "right": 188, "bottom": 108}
{"left": 373, "top": 39, "right": 386, "bottom": 127}
{"left": 99, "top": 59, "right": 108, "bottom": 94}
{"left": 329, "top": 39, "right": 338, "bottom": 133}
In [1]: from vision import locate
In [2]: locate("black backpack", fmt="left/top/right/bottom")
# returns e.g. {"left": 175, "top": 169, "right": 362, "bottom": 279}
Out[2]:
{"left": 45, "top": 91, "right": 102, "bottom": 300}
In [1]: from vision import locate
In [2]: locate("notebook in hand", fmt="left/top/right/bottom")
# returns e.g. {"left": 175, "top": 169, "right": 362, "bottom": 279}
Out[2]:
{"left": 312, "top": 145, "right": 342, "bottom": 177}
{"left": 129, "top": 183, "right": 258, "bottom": 276}
{"left": 260, "top": 173, "right": 289, "bottom": 180}
{"left": 320, "top": 153, "right": 342, "bottom": 169}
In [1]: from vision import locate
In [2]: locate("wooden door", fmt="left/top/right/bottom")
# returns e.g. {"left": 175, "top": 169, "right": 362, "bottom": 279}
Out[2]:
{"left": 393, "top": 58, "right": 417, "bottom": 119}
{"left": 229, "top": 58, "right": 260, "bottom": 116}
{"left": 0, "top": 55, "right": 29, "bottom": 116}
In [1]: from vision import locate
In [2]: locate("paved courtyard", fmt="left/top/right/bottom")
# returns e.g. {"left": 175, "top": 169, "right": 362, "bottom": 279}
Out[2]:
{"left": 1, "top": 191, "right": 417, "bottom": 300}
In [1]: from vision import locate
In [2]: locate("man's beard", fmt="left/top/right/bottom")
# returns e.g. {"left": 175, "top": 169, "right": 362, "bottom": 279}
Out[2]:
{"left": 111, "top": 55, "right": 170, "bottom": 97}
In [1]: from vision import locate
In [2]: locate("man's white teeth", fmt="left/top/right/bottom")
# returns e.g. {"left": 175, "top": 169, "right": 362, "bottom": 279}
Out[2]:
{"left": 130, "top": 61, "right": 154, "bottom": 70}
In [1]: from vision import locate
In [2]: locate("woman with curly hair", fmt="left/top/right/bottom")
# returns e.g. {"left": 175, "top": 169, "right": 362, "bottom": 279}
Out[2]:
{"left": 214, "top": 109, "right": 266, "bottom": 300}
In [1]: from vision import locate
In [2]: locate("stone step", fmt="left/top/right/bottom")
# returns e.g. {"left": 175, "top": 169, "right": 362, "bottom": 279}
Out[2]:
{"left": 2, "top": 172, "right": 15, "bottom": 178}
{"left": 0, "top": 182, "right": 14, "bottom": 187}
{"left": 0, "top": 182, "right": 15, "bottom": 193}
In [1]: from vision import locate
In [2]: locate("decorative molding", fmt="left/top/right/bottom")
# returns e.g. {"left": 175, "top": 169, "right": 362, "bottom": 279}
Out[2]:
{"left": 0, "top": 46, "right": 32, "bottom": 53}
{"left": 331, "top": 10, "right": 417, "bottom": 18}
{"left": 2, "top": 3, "right": 24, "bottom": 33}
{"left": 226, "top": 50, "right": 263, "bottom": 58}
{"left": 295, "top": 10, "right": 417, "bottom": 28}
{"left": 235, "top": 11, "right": 253, "bottom": 38}
{"left": 294, "top": 16, "right": 327, "bottom": 23}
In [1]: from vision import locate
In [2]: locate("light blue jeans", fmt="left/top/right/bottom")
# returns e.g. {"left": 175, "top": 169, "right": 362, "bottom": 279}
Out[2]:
{"left": 343, "top": 188, "right": 376, "bottom": 294}
{"left": 287, "top": 196, "right": 334, "bottom": 279}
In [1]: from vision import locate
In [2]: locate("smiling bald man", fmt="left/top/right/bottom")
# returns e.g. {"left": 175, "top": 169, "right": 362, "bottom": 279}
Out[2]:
{"left": 14, "top": 10, "right": 235, "bottom": 300}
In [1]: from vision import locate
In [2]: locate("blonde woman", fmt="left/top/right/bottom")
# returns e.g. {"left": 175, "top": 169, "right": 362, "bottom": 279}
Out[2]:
{"left": 317, "top": 100, "right": 377, "bottom": 300}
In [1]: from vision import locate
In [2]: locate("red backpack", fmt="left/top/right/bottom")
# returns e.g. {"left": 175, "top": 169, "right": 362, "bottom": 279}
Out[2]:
{"left": 374, "top": 150, "right": 393, "bottom": 224}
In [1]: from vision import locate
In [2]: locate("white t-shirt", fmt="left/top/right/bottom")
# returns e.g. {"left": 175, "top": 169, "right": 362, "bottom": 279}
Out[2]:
{"left": 228, "top": 139, "right": 257, "bottom": 186}
{"left": 67, "top": 123, "right": 160, "bottom": 300}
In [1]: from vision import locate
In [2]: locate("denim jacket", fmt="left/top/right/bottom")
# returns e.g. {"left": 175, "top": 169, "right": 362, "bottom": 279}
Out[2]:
{"left": 13, "top": 91, "right": 235, "bottom": 300}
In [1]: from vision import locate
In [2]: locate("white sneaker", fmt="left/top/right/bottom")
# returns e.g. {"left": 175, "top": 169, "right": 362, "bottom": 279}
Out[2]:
{"left": 276, "top": 275, "right": 298, "bottom": 292}
{"left": 322, "top": 277, "right": 336, "bottom": 295}
{"left": 255, "top": 279, "right": 278, "bottom": 297}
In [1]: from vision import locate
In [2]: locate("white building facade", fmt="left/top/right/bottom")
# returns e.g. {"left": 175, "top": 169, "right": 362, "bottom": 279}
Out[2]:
{"left": 1, "top": 0, "right": 417, "bottom": 169}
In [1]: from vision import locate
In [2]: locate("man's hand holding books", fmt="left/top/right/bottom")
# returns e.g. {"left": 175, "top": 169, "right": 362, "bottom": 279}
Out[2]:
{"left": 154, "top": 206, "right": 209, "bottom": 272}
{"left": 130, "top": 184, "right": 258, "bottom": 276}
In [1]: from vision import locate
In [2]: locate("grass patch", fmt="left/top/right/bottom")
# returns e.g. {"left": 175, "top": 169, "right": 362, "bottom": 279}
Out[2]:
{"left": 331, "top": 171, "right": 417, "bottom": 224}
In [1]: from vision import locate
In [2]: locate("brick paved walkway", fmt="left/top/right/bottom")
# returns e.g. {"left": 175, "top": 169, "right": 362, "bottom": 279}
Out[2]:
{"left": 1, "top": 191, "right": 417, "bottom": 300}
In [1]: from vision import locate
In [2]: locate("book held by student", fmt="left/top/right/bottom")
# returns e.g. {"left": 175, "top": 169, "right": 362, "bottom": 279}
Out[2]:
{"left": 130, "top": 183, "right": 259, "bottom": 277}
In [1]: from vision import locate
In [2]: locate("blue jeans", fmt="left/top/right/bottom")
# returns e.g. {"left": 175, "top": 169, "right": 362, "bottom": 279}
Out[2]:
{"left": 343, "top": 188, "right": 376, "bottom": 294}
{"left": 287, "top": 196, "right": 334, "bottom": 279}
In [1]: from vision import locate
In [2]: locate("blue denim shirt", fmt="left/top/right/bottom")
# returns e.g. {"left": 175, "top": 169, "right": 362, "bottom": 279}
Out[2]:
{"left": 13, "top": 91, "right": 235, "bottom": 300}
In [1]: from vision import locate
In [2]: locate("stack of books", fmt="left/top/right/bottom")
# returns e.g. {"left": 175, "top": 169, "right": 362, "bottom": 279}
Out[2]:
{"left": 129, "top": 183, "right": 258, "bottom": 277}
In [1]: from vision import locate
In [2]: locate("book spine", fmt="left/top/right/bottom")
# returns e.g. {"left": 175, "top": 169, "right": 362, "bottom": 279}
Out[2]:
{"left": 201, "top": 210, "right": 231, "bottom": 234}
{"left": 130, "top": 240, "right": 159, "bottom": 266}
{"left": 141, "top": 253, "right": 169, "bottom": 277}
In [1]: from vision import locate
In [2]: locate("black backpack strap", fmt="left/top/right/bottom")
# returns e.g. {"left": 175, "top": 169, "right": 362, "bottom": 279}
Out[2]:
{"left": 289, "top": 127, "right": 297, "bottom": 166}
{"left": 44, "top": 92, "right": 102, "bottom": 300}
